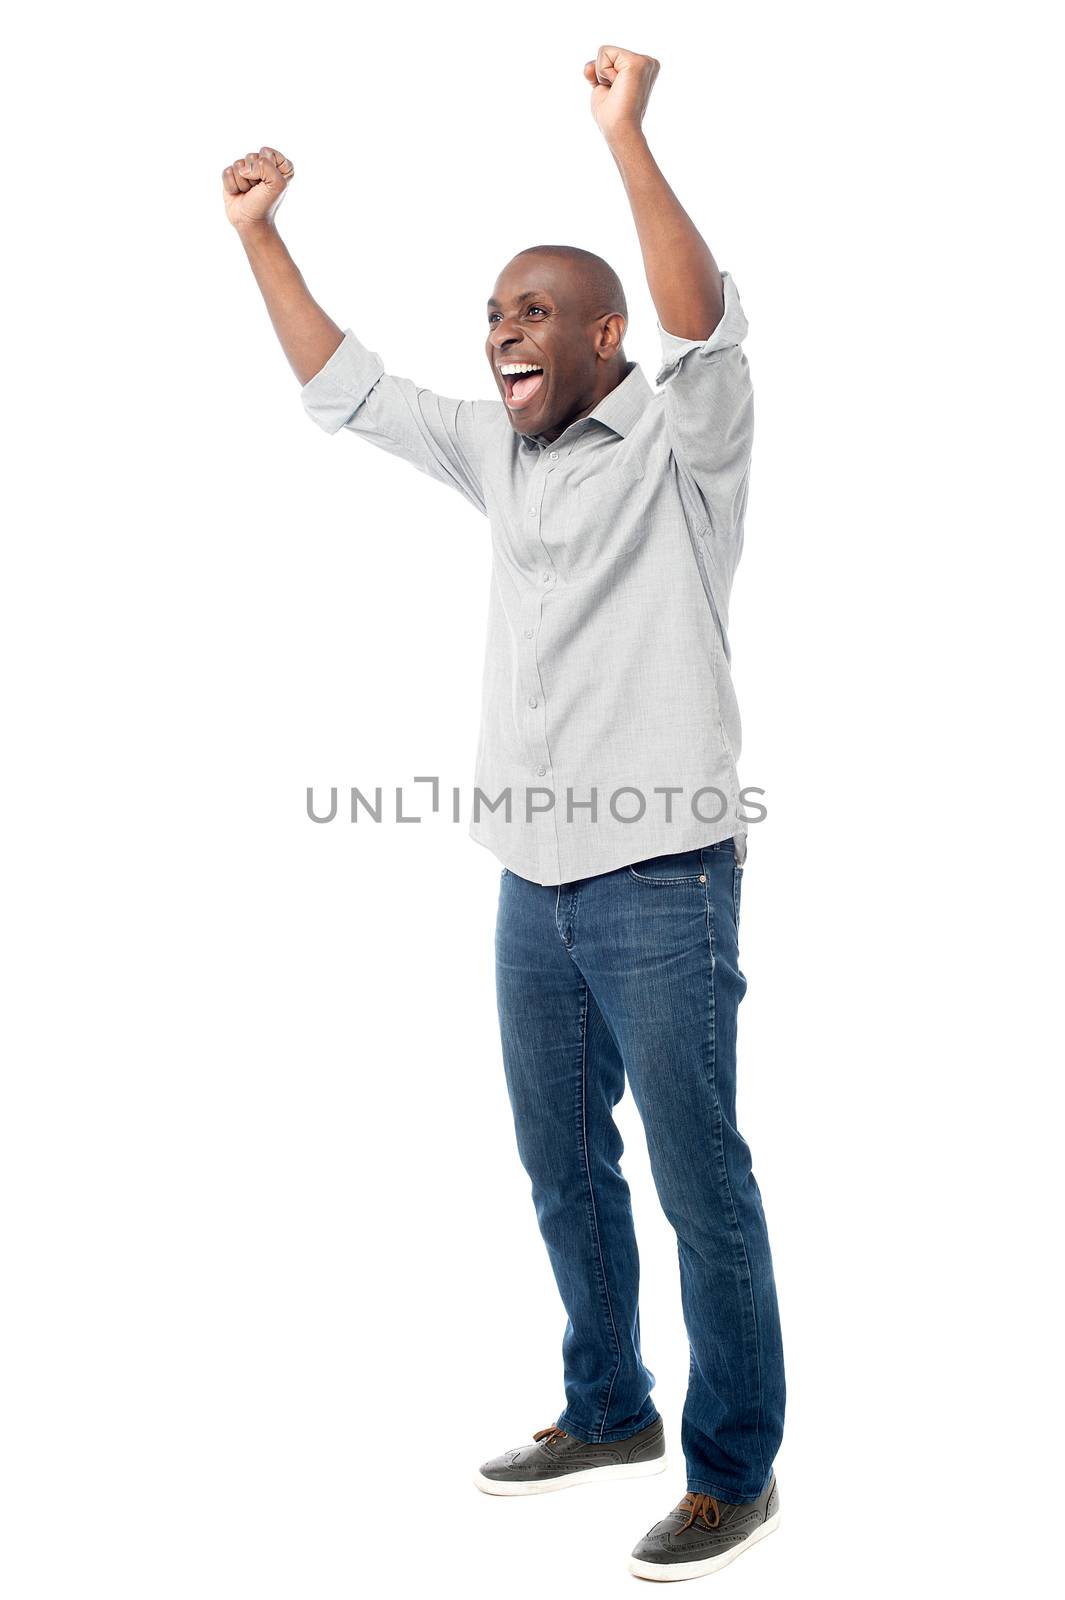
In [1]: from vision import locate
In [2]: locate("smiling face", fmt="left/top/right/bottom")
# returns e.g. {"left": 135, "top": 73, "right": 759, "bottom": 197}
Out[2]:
{"left": 486, "top": 247, "right": 629, "bottom": 445}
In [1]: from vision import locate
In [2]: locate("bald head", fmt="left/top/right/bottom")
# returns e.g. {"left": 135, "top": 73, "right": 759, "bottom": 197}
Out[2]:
{"left": 486, "top": 246, "right": 632, "bottom": 443}
{"left": 506, "top": 245, "right": 628, "bottom": 329}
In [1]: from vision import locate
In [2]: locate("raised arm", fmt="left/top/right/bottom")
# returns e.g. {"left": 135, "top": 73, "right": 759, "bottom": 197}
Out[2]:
{"left": 584, "top": 50, "right": 723, "bottom": 341}
{"left": 223, "top": 148, "right": 345, "bottom": 385}
{"left": 223, "top": 147, "right": 495, "bottom": 516}
{"left": 584, "top": 53, "right": 753, "bottom": 555}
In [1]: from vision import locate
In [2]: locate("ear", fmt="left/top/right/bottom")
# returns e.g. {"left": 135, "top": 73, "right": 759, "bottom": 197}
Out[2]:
{"left": 599, "top": 311, "right": 626, "bottom": 356}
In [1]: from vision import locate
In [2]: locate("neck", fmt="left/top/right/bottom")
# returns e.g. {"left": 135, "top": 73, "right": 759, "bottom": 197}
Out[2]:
{"left": 535, "top": 359, "right": 632, "bottom": 445}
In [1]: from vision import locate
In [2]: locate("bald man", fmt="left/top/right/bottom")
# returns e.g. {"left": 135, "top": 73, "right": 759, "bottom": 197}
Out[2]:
{"left": 224, "top": 46, "right": 785, "bottom": 1583}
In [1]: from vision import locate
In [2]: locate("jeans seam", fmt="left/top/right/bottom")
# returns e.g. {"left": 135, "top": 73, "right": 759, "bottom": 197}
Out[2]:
{"left": 703, "top": 870, "right": 767, "bottom": 1489}
{"left": 576, "top": 975, "right": 623, "bottom": 1442}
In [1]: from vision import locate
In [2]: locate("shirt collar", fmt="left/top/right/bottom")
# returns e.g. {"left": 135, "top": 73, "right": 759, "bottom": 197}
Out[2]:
{"left": 518, "top": 360, "right": 653, "bottom": 451}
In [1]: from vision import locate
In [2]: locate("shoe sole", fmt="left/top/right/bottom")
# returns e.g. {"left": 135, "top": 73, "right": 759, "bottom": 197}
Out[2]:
{"left": 627, "top": 1508, "right": 781, "bottom": 1580}
{"left": 474, "top": 1454, "right": 667, "bottom": 1496}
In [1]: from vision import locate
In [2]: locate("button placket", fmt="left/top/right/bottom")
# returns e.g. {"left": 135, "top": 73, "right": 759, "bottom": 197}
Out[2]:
{"left": 527, "top": 446, "right": 567, "bottom": 581}
{"left": 521, "top": 607, "right": 551, "bottom": 779}
{"left": 518, "top": 448, "right": 561, "bottom": 790}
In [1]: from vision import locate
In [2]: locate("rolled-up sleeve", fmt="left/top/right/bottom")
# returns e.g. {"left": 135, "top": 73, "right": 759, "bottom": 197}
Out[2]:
{"left": 300, "top": 329, "right": 496, "bottom": 519}
{"left": 654, "top": 271, "right": 754, "bottom": 548}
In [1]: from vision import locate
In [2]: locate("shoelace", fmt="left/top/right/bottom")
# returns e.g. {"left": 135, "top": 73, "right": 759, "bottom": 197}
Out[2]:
{"left": 532, "top": 1425, "right": 569, "bottom": 1447}
{"left": 528, "top": 1430, "right": 722, "bottom": 1532}
{"left": 527, "top": 1429, "right": 721, "bottom": 1531}
{"left": 676, "top": 1491, "right": 722, "bottom": 1532}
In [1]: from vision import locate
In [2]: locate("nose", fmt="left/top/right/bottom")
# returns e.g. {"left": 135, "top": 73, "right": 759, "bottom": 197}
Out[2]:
{"left": 489, "top": 320, "right": 524, "bottom": 351}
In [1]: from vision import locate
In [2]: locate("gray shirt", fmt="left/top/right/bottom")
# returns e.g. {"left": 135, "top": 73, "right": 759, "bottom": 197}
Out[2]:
{"left": 300, "top": 270, "right": 754, "bottom": 886}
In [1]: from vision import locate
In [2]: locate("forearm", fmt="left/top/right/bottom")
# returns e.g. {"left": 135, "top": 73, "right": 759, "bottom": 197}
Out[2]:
{"left": 236, "top": 221, "right": 344, "bottom": 386}
{"left": 606, "top": 129, "right": 724, "bottom": 342}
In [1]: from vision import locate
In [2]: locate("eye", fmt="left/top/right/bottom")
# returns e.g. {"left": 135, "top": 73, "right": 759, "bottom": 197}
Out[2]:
{"left": 487, "top": 305, "right": 549, "bottom": 324}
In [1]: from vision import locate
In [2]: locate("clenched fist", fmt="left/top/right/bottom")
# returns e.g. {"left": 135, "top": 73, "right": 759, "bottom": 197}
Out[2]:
{"left": 583, "top": 46, "right": 659, "bottom": 142}
{"left": 222, "top": 147, "right": 295, "bottom": 230}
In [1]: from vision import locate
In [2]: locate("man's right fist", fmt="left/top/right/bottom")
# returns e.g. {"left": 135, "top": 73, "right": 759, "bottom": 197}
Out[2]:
{"left": 222, "top": 147, "right": 295, "bottom": 230}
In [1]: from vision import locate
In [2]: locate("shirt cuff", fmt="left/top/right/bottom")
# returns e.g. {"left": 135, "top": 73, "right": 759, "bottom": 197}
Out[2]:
{"left": 653, "top": 270, "right": 749, "bottom": 386}
{"left": 300, "top": 329, "right": 386, "bottom": 434}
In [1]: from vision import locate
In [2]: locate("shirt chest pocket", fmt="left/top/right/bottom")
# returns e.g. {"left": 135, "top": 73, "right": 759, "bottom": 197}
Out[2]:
{"left": 554, "top": 452, "right": 647, "bottom": 575}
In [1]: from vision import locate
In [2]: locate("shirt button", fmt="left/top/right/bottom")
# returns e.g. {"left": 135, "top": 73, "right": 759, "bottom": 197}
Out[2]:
{"left": 524, "top": 628, "right": 534, "bottom": 638}
{"left": 549, "top": 452, "right": 559, "bottom": 460}
{"left": 529, "top": 505, "right": 536, "bottom": 515}
{"left": 543, "top": 572, "right": 552, "bottom": 584}
{"left": 528, "top": 696, "right": 538, "bottom": 709}
{"left": 537, "top": 765, "right": 547, "bottom": 776}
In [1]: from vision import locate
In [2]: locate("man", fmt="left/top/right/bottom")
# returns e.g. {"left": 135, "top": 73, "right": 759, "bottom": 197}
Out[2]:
{"left": 223, "top": 43, "right": 785, "bottom": 1583}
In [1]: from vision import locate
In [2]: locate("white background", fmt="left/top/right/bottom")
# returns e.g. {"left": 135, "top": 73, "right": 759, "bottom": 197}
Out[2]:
{"left": 2, "top": 4, "right": 1061, "bottom": 1596}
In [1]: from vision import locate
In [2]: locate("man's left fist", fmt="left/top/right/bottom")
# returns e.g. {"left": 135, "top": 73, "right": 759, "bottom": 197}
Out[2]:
{"left": 583, "top": 46, "right": 660, "bottom": 140}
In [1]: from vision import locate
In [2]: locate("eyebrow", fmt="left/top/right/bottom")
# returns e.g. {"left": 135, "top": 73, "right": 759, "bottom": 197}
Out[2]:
{"left": 486, "top": 290, "right": 551, "bottom": 308}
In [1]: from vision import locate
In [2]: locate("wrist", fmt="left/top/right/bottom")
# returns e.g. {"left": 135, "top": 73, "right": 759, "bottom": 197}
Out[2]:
{"left": 605, "top": 124, "right": 650, "bottom": 159}
{"left": 234, "top": 218, "right": 281, "bottom": 249}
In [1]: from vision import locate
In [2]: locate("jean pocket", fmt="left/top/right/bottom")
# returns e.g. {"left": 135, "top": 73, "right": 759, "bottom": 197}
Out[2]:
{"left": 626, "top": 850, "right": 705, "bottom": 884}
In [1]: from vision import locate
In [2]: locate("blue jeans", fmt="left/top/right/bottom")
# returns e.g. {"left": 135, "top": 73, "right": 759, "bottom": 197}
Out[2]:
{"left": 494, "top": 840, "right": 785, "bottom": 1502}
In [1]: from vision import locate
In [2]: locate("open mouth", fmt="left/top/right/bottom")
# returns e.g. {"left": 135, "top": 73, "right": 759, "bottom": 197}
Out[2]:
{"left": 499, "top": 363, "right": 546, "bottom": 410}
